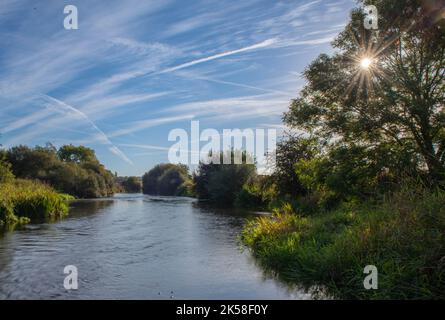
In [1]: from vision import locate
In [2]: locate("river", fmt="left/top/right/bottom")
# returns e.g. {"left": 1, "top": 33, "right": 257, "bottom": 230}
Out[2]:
{"left": 0, "top": 194, "right": 309, "bottom": 299}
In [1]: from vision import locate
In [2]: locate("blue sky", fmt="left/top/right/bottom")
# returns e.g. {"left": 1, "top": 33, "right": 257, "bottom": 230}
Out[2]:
{"left": 0, "top": 0, "right": 355, "bottom": 176}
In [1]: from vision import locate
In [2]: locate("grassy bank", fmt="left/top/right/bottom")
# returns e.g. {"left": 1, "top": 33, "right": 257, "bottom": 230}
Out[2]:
{"left": 0, "top": 179, "right": 73, "bottom": 226}
{"left": 242, "top": 187, "right": 445, "bottom": 299}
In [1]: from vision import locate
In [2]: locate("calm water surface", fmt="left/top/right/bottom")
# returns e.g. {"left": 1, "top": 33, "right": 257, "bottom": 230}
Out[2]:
{"left": 0, "top": 194, "right": 309, "bottom": 299}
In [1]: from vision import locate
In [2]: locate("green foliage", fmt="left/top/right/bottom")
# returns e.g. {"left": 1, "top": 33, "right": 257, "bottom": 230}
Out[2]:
{"left": 283, "top": 0, "right": 445, "bottom": 185}
{"left": 233, "top": 175, "right": 278, "bottom": 209}
{"left": 193, "top": 151, "right": 256, "bottom": 207}
{"left": 6, "top": 144, "right": 116, "bottom": 198}
{"left": 0, "top": 179, "right": 73, "bottom": 226}
{"left": 6, "top": 144, "right": 59, "bottom": 180}
{"left": 119, "top": 176, "right": 142, "bottom": 193}
{"left": 58, "top": 144, "right": 96, "bottom": 163}
{"left": 142, "top": 163, "right": 192, "bottom": 196}
{"left": 271, "top": 135, "right": 320, "bottom": 199}
{"left": 291, "top": 143, "right": 416, "bottom": 211}
{"left": 176, "top": 178, "right": 194, "bottom": 197}
{"left": 0, "top": 150, "right": 14, "bottom": 183}
{"left": 235, "top": 183, "right": 265, "bottom": 209}
{"left": 242, "top": 184, "right": 445, "bottom": 299}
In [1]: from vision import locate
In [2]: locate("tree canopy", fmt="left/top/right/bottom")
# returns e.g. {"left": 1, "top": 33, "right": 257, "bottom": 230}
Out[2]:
{"left": 284, "top": 0, "right": 445, "bottom": 186}
{"left": 58, "top": 145, "right": 97, "bottom": 163}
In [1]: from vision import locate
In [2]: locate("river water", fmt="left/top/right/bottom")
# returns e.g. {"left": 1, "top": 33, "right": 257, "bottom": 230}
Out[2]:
{"left": 0, "top": 194, "right": 308, "bottom": 299}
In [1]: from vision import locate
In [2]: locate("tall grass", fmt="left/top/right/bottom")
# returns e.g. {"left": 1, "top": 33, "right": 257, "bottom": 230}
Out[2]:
{"left": 242, "top": 186, "right": 445, "bottom": 299}
{"left": 0, "top": 179, "right": 73, "bottom": 226}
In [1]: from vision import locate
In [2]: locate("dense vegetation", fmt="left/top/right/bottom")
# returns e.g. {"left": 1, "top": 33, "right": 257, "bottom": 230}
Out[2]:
{"left": 117, "top": 176, "right": 143, "bottom": 193}
{"left": 0, "top": 179, "right": 72, "bottom": 226}
{"left": 240, "top": 0, "right": 445, "bottom": 299}
{"left": 142, "top": 163, "right": 193, "bottom": 196}
{"left": 6, "top": 144, "right": 116, "bottom": 198}
{"left": 242, "top": 184, "right": 445, "bottom": 299}
{"left": 193, "top": 151, "right": 259, "bottom": 207}
{"left": 1, "top": 142, "right": 116, "bottom": 226}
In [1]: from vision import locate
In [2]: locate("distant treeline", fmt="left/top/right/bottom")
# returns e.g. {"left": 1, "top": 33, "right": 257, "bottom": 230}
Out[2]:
{"left": 142, "top": 163, "right": 193, "bottom": 197}
{"left": 140, "top": 152, "right": 261, "bottom": 206}
{"left": 141, "top": 151, "right": 265, "bottom": 209}
{"left": 2, "top": 144, "right": 116, "bottom": 198}
{"left": 116, "top": 176, "right": 142, "bottom": 193}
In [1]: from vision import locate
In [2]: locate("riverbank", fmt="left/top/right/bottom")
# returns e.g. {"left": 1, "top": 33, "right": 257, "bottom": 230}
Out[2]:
{"left": 0, "top": 179, "right": 72, "bottom": 226}
{"left": 241, "top": 187, "right": 445, "bottom": 299}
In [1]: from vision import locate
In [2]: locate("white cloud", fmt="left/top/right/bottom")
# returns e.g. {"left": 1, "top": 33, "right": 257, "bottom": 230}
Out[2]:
{"left": 158, "top": 39, "right": 277, "bottom": 74}
{"left": 119, "top": 143, "right": 171, "bottom": 151}
{"left": 278, "top": 35, "right": 337, "bottom": 47}
{"left": 80, "top": 92, "right": 171, "bottom": 118}
{"left": 173, "top": 70, "right": 293, "bottom": 95}
{"left": 40, "top": 95, "right": 134, "bottom": 165}
{"left": 108, "top": 114, "right": 195, "bottom": 138}
{"left": 0, "top": 0, "right": 23, "bottom": 16}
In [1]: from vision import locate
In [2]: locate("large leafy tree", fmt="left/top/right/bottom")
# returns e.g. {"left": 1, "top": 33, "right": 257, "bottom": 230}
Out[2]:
{"left": 284, "top": 0, "right": 445, "bottom": 184}
{"left": 58, "top": 145, "right": 97, "bottom": 163}
{"left": 193, "top": 151, "right": 256, "bottom": 206}
{"left": 7, "top": 144, "right": 59, "bottom": 179}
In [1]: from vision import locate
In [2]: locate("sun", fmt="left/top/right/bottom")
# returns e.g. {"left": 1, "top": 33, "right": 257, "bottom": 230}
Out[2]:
{"left": 360, "top": 57, "right": 373, "bottom": 69}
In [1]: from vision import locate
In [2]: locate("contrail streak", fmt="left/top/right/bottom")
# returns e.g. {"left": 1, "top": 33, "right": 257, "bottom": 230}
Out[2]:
{"left": 41, "top": 94, "right": 134, "bottom": 165}
{"left": 159, "top": 38, "right": 276, "bottom": 74}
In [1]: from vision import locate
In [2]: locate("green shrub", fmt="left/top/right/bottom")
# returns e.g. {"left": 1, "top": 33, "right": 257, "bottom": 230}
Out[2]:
{"left": 235, "top": 184, "right": 265, "bottom": 209}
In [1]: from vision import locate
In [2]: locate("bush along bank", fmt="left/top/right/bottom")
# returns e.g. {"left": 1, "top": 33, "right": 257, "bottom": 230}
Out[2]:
{"left": 0, "top": 179, "right": 73, "bottom": 226}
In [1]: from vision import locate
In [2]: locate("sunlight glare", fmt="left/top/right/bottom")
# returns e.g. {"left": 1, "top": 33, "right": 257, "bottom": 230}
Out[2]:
{"left": 360, "top": 57, "right": 372, "bottom": 69}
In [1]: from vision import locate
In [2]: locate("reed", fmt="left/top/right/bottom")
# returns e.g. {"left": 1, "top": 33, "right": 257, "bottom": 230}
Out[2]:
{"left": 0, "top": 179, "right": 73, "bottom": 225}
{"left": 242, "top": 185, "right": 445, "bottom": 299}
